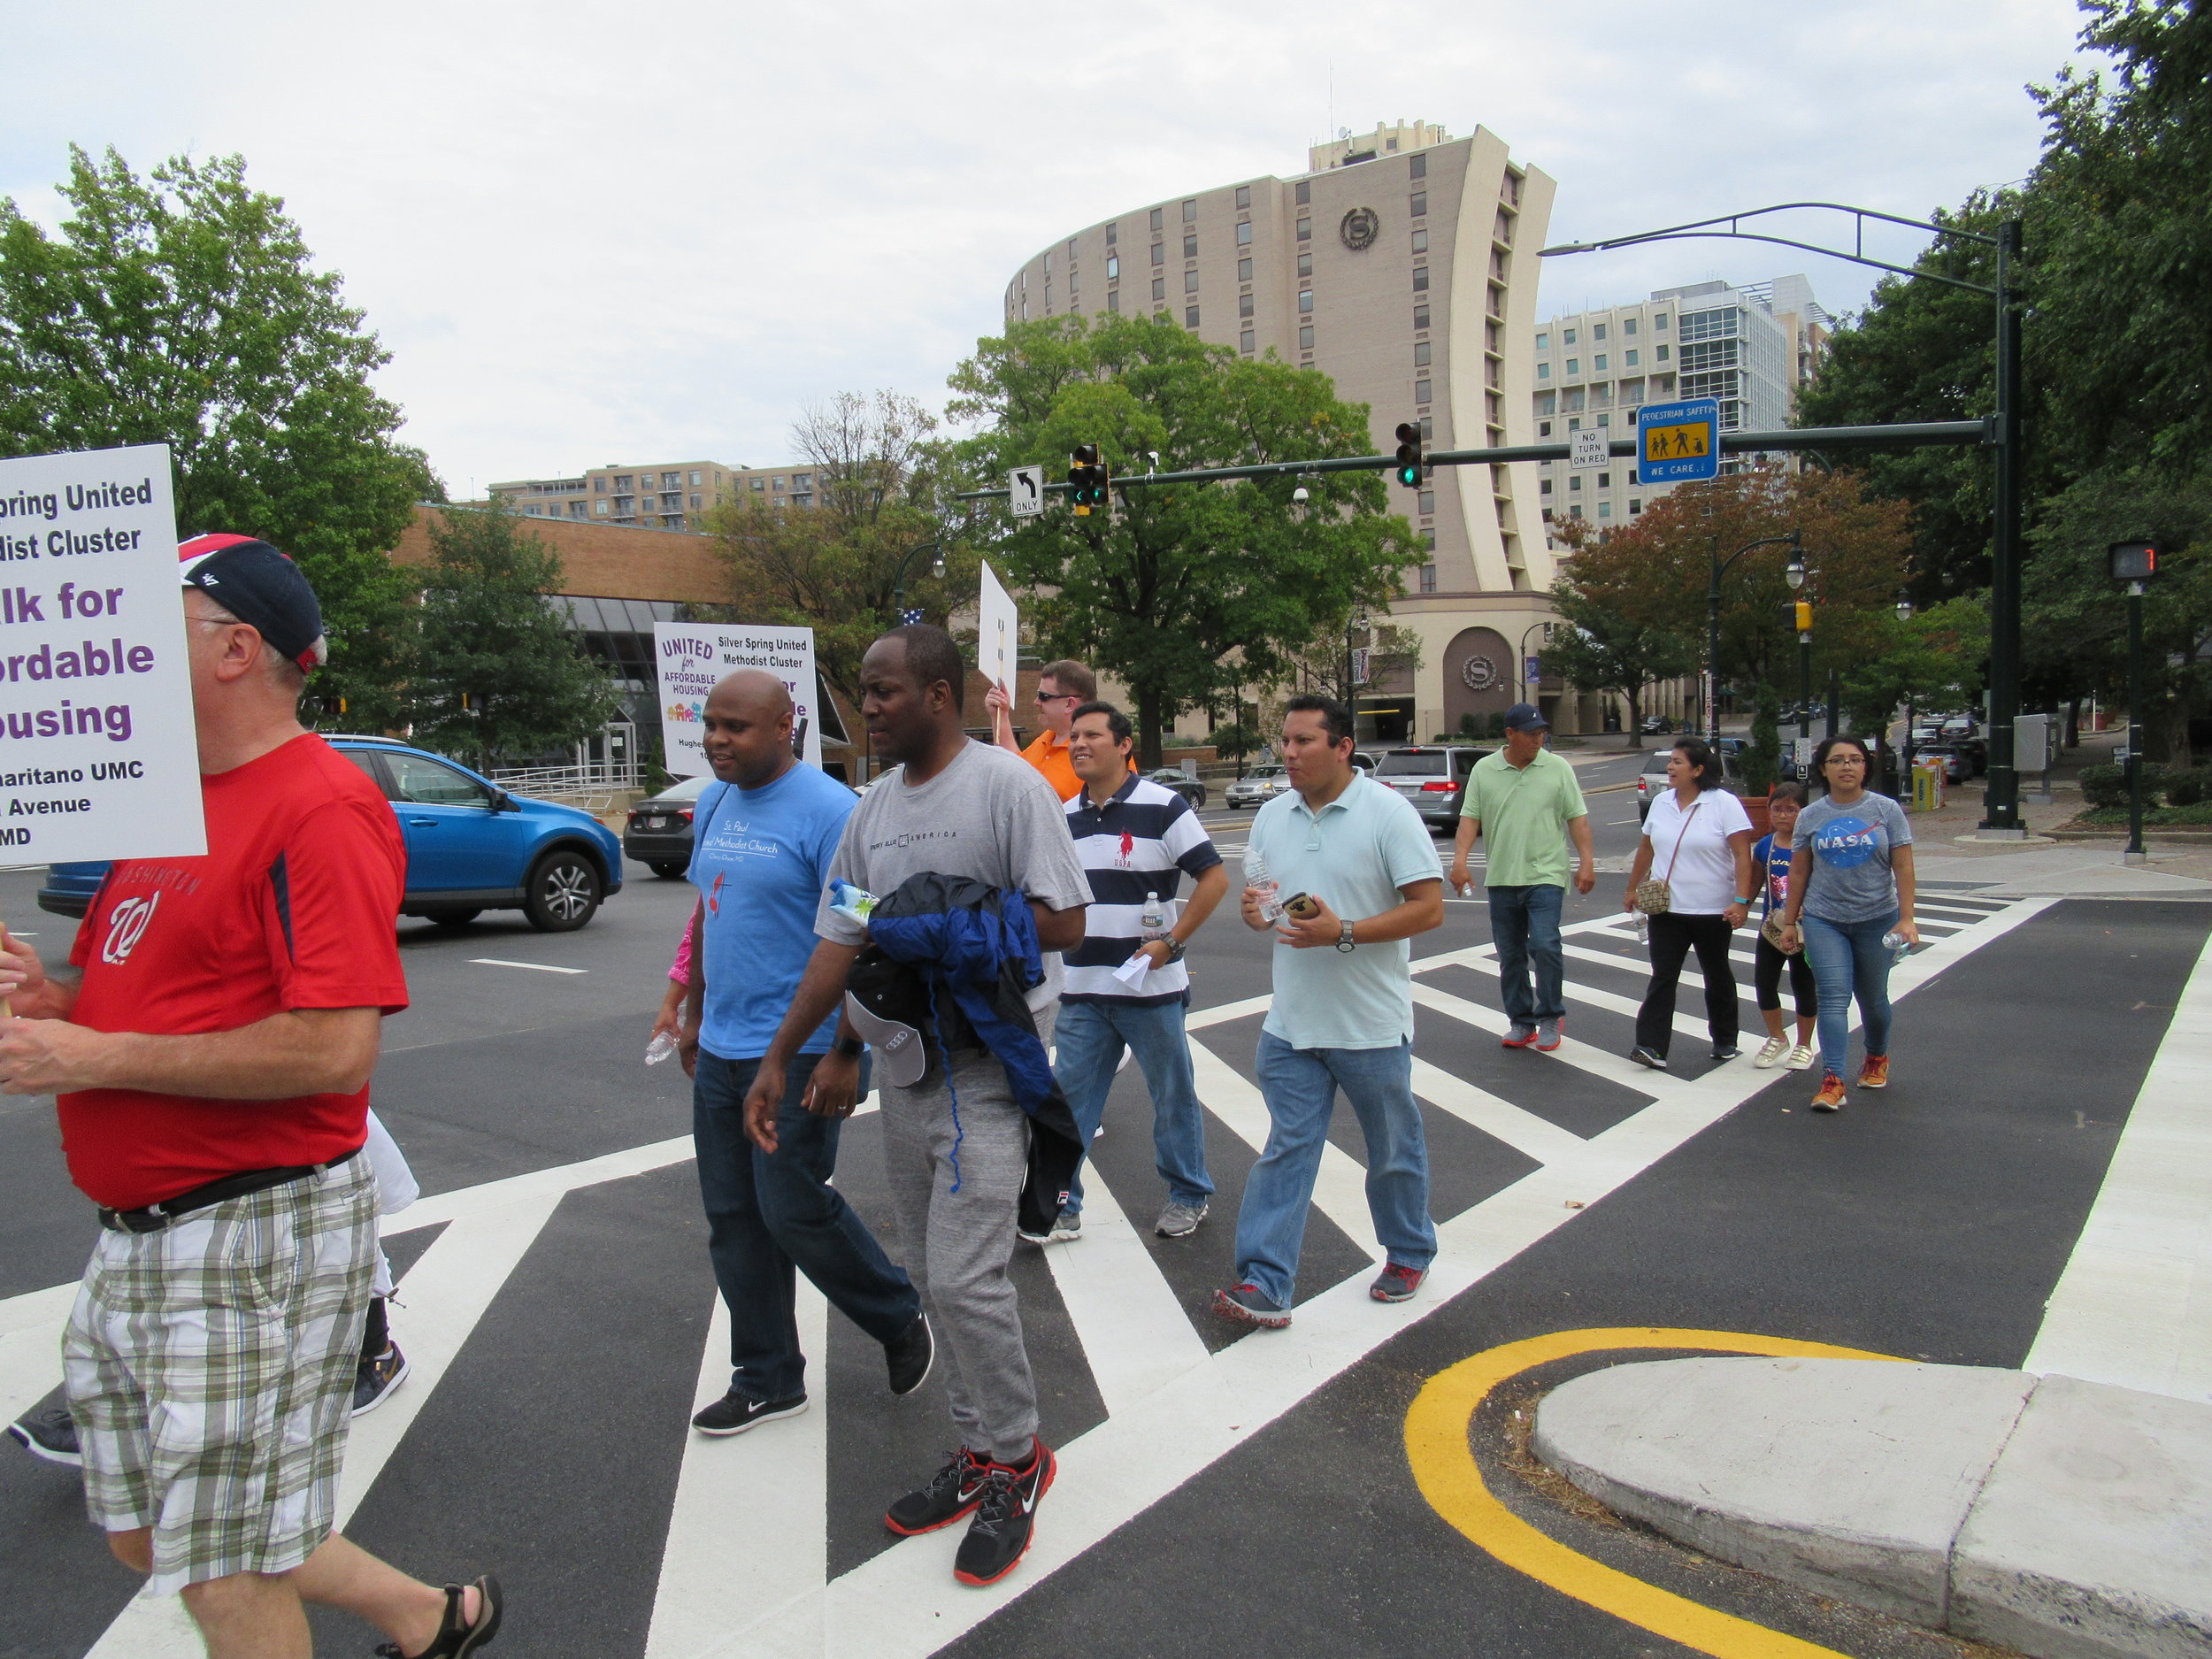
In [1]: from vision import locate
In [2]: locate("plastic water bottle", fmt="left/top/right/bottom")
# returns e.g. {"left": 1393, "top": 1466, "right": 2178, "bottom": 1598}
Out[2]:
{"left": 1633, "top": 912, "right": 1649, "bottom": 945}
{"left": 1881, "top": 929, "right": 1910, "bottom": 964}
{"left": 1244, "top": 851, "right": 1284, "bottom": 924}
{"left": 644, "top": 1029, "right": 680, "bottom": 1065}
{"left": 1141, "top": 891, "right": 1166, "bottom": 940}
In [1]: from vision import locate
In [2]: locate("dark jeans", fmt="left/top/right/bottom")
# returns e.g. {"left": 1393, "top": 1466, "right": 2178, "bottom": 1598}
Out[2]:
{"left": 1487, "top": 884, "right": 1565, "bottom": 1024}
{"left": 693, "top": 1049, "right": 919, "bottom": 1402}
{"left": 1634, "top": 911, "right": 1740, "bottom": 1057}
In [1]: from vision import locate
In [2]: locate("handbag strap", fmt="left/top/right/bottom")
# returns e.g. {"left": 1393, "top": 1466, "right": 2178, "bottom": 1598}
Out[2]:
{"left": 1660, "top": 800, "right": 1702, "bottom": 883}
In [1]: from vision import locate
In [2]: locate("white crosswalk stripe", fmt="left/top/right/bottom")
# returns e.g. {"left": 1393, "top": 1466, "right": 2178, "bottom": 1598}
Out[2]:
{"left": 5, "top": 896, "right": 2050, "bottom": 1659}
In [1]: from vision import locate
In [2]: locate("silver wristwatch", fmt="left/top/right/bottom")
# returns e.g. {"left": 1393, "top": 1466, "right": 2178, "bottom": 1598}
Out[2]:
{"left": 1336, "top": 921, "right": 1356, "bottom": 953}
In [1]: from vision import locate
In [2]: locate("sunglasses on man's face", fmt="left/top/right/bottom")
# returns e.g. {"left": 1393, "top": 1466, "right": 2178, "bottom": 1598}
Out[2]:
{"left": 1035, "top": 690, "right": 1077, "bottom": 704}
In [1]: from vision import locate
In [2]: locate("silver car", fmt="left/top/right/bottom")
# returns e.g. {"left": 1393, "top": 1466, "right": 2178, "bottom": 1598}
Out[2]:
{"left": 1225, "top": 764, "right": 1292, "bottom": 809}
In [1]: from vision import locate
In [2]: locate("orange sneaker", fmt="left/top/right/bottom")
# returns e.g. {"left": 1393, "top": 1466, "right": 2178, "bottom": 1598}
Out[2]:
{"left": 1856, "top": 1055, "right": 1890, "bottom": 1090}
{"left": 1810, "top": 1073, "right": 1847, "bottom": 1113}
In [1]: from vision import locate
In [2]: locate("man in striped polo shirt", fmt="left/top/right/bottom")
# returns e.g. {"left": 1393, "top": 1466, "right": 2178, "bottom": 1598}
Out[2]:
{"left": 1033, "top": 700, "right": 1229, "bottom": 1242}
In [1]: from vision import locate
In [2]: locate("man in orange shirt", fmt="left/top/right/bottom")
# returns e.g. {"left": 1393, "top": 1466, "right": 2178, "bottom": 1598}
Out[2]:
{"left": 987, "top": 657, "right": 1102, "bottom": 803}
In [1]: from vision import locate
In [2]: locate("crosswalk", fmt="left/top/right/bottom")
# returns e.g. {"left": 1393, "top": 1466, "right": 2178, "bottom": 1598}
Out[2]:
{"left": 0, "top": 894, "right": 2046, "bottom": 1659}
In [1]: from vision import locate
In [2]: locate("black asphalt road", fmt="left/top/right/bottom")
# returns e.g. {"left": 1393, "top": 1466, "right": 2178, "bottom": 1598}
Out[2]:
{"left": 1, "top": 752, "right": 2192, "bottom": 1659}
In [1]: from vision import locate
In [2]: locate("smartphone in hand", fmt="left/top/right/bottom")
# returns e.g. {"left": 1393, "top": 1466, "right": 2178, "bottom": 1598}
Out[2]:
{"left": 1281, "top": 892, "right": 1319, "bottom": 919}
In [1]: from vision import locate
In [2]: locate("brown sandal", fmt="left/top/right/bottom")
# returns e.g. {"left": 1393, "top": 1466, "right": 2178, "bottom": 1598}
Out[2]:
{"left": 375, "top": 1573, "right": 503, "bottom": 1658}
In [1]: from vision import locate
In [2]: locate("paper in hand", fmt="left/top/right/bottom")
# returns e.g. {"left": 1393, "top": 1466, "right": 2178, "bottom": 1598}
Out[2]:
{"left": 1112, "top": 955, "right": 1151, "bottom": 987}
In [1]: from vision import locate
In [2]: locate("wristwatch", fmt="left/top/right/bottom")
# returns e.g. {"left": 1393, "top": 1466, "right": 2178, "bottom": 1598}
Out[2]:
{"left": 1336, "top": 921, "right": 1356, "bottom": 953}
{"left": 832, "top": 1035, "right": 865, "bottom": 1059}
{"left": 1162, "top": 935, "right": 1187, "bottom": 964}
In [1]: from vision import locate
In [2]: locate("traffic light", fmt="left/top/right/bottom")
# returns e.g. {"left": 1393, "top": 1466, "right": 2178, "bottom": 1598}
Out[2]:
{"left": 1393, "top": 422, "right": 1423, "bottom": 488}
{"left": 1068, "top": 443, "right": 1110, "bottom": 514}
{"left": 1793, "top": 601, "right": 1815, "bottom": 634}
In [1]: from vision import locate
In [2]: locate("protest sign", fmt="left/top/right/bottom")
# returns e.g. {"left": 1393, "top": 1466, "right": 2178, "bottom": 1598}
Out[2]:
{"left": 654, "top": 622, "right": 821, "bottom": 776}
{"left": 979, "top": 562, "right": 1018, "bottom": 703}
{"left": 0, "top": 443, "right": 202, "bottom": 866}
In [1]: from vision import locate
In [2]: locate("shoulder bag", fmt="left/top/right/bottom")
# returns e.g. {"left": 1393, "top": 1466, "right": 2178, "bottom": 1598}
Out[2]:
{"left": 1632, "top": 800, "right": 1701, "bottom": 915}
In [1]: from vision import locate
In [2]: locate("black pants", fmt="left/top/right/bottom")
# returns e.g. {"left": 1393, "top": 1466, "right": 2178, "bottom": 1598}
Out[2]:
{"left": 1753, "top": 933, "right": 1817, "bottom": 1016}
{"left": 1635, "top": 912, "right": 1740, "bottom": 1057}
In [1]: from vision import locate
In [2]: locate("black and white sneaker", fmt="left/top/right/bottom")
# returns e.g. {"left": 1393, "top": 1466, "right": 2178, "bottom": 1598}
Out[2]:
{"left": 353, "top": 1343, "right": 410, "bottom": 1417}
{"left": 690, "top": 1389, "right": 807, "bottom": 1436}
{"left": 885, "top": 1447, "right": 989, "bottom": 1536}
{"left": 885, "top": 1313, "right": 933, "bottom": 1396}
{"left": 954, "top": 1440, "right": 1056, "bottom": 1586}
{"left": 7, "top": 1402, "right": 80, "bottom": 1467}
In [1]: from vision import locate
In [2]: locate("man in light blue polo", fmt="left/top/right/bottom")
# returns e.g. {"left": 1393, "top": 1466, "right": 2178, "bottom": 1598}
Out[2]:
{"left": 1212, "top": 695, "right": 1446, "bottom": 1329}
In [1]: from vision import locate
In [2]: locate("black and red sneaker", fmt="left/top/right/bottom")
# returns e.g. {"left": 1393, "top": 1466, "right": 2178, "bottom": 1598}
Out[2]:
{"left": 954, "top": 1440, "right": 1057, "bottom": 1587}
{"left": 886, "top": 1447, "right": 989, "bottom": 1536}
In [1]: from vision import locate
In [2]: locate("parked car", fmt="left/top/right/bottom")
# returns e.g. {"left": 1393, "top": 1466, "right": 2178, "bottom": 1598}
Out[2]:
{"left": 1351, "top": 749, "right": 1379, "bottom": 773}
{"left": 1635, "top": 745, "right": 1750, "bottom": 822}
{"left": 1143, "top": 767, "right": 1208, "bottom": 809}
{"left": 1372, "top": 745, "right": 1492, "bottom": 834}
{"left": 1225, "top": 764, "right": 1293, "bottom": 809}
{"left": 1916, "top": 743, "right": 1972, "bottom": 785}
{"left": 1940, "top": 715, "right": 1980, "bottom": 741}
{"left": 36, "top": 737, "right": 626, "bottom": 933}
{"left": 1640, "top": 715, "right": 1677, "bottom": 736}
{"left": 623, "top": 773, "right": 715, "bottom": 876}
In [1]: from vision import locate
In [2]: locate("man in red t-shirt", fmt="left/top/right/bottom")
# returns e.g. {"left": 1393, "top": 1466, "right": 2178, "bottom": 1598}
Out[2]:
{"left": 0, "top": 537, "right": 502, "bottom": 1659}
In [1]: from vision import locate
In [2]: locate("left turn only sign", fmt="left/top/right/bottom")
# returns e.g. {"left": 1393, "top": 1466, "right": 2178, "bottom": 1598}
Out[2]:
{"left": 1009, "top": 465, "right": 1045, "bottom": 518}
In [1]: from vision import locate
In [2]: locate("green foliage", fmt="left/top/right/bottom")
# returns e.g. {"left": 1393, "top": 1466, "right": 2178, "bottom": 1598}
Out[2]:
{"left": 0, "top": 147, "right": 437, "bottom": 729}
{"left": 2076, "top": 801, "right": 2212, "bottom": 826}
{"left": 1209, "top": 720, "right": 1262, "bottom": 760}
{"left": 411, "top": 506, "right": 620, "bottom": 770}
{"left": 2164, "top": 766, "right": 2207, "bottom": 807}
{"left": 946, "top": 313, "right": 1421, "bottom": 764}
{"left": 2079, "top": 761, "right": 2166, "bottom": 809}
{"left": 1745, "top": 685, "right": 1783, "bottom": 794}
{"left": 1835, "top": 597, "right": 1991, "bottom": 736}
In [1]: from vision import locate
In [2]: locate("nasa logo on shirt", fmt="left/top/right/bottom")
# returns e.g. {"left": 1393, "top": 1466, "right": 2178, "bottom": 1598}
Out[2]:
{"left": 1812, "top": 816, "right": 1882, "bottom": 869}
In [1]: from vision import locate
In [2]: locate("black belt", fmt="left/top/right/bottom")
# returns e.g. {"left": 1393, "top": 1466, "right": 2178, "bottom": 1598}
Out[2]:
{"left": 97, "top": 1146, "right": 365, "bottom": 1234}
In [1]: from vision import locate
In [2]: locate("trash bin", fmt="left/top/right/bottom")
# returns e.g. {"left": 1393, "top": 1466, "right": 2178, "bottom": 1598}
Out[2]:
{"left": 1911, "top": 757, "right": 1947, "bottom": 812}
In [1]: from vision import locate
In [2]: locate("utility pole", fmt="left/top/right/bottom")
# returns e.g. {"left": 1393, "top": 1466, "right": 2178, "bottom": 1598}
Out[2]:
{"left": 2109, "top": 539, "right": 2161, "bottom": 864}
{"left": 1982, "top": 218, "right": 2026, "bottom": 836}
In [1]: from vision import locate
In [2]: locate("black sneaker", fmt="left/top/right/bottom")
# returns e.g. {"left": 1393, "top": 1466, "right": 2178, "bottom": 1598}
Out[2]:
{"left": 353, "top": 1343, "right": 410, "bottom": 1417}
{"left": 6, "top": 1402, "right": 80, "bottom": 1467}
{"left": 885, "top": 1313, "right": 933, "bottom": 1396}
{"left": 1712, "top": 1043, "right": 1742, "bottom": 1062}
{"left": 691, "top": 1389, "right": 806, "bottom": 1436}
{"left": 1630, "top": 1047, "right": 1669, "bottom": 1071}
{"left": 954, "top": 1441, "right": 1056, "bottom": 1586}
{"left": 886, "top": 1446, "right": 989, "bottom": 1536}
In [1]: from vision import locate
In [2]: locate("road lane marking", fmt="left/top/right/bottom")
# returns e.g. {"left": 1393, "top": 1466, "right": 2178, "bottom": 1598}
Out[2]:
{"left": 469, "top": 957, "right": 588, "bottom": 974}
{"left": 1409, "top": 1058, "right": 1588, "bottom": 1165}
{"left": 1039, "top": 1162, "right": 1210, "bottom": 1415}
{"left": 1405, "top": 1327, "right": 1901, "bottom": 1659}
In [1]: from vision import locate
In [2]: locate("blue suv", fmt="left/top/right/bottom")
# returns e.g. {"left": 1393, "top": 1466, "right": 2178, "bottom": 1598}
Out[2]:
{"left": 36, "top": 737, "right": 626, "bottom": 933}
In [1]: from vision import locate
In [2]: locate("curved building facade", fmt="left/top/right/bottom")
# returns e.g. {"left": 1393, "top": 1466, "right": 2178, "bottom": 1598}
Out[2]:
{"left": 1004, "top": 119, "right": 1571, "bottom": 740}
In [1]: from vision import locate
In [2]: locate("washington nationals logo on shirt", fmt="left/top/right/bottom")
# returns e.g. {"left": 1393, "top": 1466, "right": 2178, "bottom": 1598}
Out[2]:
{"left": 1811, "top": 816, "right": 1882, "bottom": 869}
{"left": 100, "top": 893, "right": 160, "bottom": 964}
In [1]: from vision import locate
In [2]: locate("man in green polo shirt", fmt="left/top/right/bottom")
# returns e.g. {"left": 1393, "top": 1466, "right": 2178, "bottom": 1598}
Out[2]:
{"left": 1448, "top": 703, "right": 1594, "bottom": 1053}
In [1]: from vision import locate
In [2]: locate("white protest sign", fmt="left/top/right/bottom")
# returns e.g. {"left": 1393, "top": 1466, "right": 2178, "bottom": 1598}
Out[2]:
{"left": 653, "top": 622, "right": 821, "bottom": 776}
{"left": 1009, "top": 465, "right": 1045, "bottom": 518}
{"left": 1569, "top": 427, "right": 1609, "bottom": 470}
{"left": 0, "top": 443, "right": 203, "bottom": 865}
{"left": 979, "top": 562, "right": 1018, "bottom": 701}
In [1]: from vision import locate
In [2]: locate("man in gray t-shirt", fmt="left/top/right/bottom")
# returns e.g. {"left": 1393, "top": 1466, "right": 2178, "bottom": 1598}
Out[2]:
{"left": 748, "top": 625, "right": 1088, "bottom": 1590}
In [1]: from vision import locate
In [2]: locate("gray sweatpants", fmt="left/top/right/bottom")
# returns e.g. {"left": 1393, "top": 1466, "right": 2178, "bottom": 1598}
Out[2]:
{"left": 879, "top": 1016, "right": 1049, "bottom": 1466}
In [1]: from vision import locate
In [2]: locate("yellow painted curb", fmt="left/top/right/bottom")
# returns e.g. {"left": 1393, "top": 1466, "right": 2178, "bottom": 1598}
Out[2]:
{"left": 1404, "top": 1326, "right": 1905, "bottom": 1659}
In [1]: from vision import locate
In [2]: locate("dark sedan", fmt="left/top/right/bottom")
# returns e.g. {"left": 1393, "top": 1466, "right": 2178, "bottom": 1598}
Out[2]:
{"left": 623, "top": 774, "right": 714, "bottom": 877}
{"left": 1144, "top": 767, "right": 1208, "bottom": 809}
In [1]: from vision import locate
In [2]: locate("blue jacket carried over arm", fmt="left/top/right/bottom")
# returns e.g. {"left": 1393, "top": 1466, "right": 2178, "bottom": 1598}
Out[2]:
{"left": 867, "top": 872, "right": 1085, "bottom": 1237}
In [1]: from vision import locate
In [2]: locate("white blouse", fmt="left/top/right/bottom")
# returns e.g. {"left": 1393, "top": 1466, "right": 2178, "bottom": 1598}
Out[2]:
{"left": 1640, "top": 788, "right": 1754, "bottom": 914}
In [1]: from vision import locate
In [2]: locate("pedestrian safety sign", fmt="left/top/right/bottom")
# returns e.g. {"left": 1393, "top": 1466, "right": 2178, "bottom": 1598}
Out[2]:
{"left": 1637, "top": 398, "right": 1721, "bottom": 483}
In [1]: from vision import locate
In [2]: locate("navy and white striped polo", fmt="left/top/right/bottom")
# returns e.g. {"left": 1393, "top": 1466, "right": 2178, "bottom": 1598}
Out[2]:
{"left": 1062, "top": 774, "right": 1224, "bottom": 1004}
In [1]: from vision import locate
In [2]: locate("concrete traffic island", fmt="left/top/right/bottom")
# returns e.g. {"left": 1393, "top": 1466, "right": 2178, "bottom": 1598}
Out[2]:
{"left": 1532, "top": 1357, "right": 2212, "bottom": 1659}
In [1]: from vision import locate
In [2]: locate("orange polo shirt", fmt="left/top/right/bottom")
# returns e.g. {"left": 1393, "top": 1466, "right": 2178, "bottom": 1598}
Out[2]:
{"left": 1018, "top": 729, "right": 1133, "bottom": 802}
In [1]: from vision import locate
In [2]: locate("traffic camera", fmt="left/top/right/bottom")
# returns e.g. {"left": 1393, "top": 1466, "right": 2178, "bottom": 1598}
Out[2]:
{"left": 1394, "top": 423, "right": 1423, "bottom": 488}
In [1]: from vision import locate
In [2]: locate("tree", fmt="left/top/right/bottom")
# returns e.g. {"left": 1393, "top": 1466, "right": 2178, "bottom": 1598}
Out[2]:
{"left": 1540, "top": 586, "right": 1696, "bottom": 745}
{"left": 0, "top": 147, "right": 439, "bottom": 729}
{"left": 947, "top": 314, "right": 1422, "bottom": 764}
{"left": 1279, "top": 618, "right": 1425, "bottom": 710}
{"left": 1836, "top": 597, "right": 1991, "bottom": 739}
{"left": 411, "top": 506, "right": 620, "bottom": 771}
{"left": 704, "top": 390, "right": 974, "bottom": 717}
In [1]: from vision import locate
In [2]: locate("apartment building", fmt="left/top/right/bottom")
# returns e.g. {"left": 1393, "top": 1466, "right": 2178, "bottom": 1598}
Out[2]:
{"left": 1003, "top": 119, "right": 1571, "bottom": 741}
{"left": 1531, "top": 275, "right": 1832, "bottom": 537}
{"left": 488, "top": 461, "right": 822, "bottom": 533}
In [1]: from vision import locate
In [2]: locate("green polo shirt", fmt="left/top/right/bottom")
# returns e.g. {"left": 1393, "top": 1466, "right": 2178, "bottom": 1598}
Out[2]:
{"left": 1461, "top": 747, "right": 1587, "bottom": 887}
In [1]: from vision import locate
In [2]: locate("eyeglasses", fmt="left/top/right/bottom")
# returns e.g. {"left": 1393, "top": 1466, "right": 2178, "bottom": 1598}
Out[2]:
{"left": 1035, "top": 690, "right": 1077, "bottom": 705}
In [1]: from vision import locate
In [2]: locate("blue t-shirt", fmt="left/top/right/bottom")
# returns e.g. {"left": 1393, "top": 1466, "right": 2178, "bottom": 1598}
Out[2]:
{"left": 1751, "top": 832, "right": 1793, "bottom": 918}
{"left": 687, "top": 764, "right": 856, "bottom": 1060}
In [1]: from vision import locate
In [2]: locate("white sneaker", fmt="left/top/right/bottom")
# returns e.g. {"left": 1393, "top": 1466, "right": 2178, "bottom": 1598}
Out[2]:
{"left": 1754, "top": 1037, "right": 1789, "bottom": 1068}
{"left": 1785, "top": 1044, "right": 1816, "bottom": 1071}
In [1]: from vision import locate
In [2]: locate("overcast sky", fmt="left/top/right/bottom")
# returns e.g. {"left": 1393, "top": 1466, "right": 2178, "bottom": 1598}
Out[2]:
{"left": 4, "top": 0, "right": 2093, "bottom": 495}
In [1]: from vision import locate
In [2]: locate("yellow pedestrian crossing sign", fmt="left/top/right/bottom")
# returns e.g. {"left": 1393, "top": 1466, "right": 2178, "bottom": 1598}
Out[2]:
{"left": 1638, "top": 398, "right": 1721, "bottom": 482}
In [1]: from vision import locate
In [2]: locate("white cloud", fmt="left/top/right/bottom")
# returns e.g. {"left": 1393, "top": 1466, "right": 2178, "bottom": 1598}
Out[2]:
{"left": 1, "top": 0, "right": 2091, "bottom": 493}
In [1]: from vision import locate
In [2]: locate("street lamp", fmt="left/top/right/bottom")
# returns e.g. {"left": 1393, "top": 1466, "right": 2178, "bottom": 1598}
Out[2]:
{"left": 1894, "top": 588, "right": 1917, "bottom": 765}
{"left": 1707, "top": 530, "right": 1801, "bottom": 745}
{"left": 1518, "top": 620, "right": 1553, "bottom": 710}
{"left": 2110, "top": 539, "right": 2160, "bottom": 863}
{"left": 890, "top": 539, "right": 948, "bottom": 610}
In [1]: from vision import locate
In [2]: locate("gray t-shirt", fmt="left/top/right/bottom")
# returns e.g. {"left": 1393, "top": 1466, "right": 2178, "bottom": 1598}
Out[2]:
{"left": 816, "top": 739, "right": 1092, "bottom": 1009}
{"left": 1791, "top": 791, "right": 1913, "bottom": 924}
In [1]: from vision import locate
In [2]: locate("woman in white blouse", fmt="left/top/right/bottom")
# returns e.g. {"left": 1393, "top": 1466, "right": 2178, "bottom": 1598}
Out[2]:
{"left": 1621, "top": 738, "right": 1756, "bottom": 1070}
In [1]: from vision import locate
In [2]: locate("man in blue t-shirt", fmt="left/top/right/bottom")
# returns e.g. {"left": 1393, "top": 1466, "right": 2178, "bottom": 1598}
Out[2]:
{"left": 677, "top": 670, "right": 928, "bottom": 1434}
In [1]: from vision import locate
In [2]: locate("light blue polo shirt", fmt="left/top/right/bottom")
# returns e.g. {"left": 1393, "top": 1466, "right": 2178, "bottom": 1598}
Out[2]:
{"left": 1248, "top": 772, "right": 1444, "bottom": 1049}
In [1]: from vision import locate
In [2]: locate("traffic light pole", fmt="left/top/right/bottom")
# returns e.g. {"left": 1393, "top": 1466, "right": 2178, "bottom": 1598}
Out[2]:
{"left": 1982, "top": 219, "right": 2026, "bottom": 836}
{"left": 2126, "top": 579, "right": 2147, "bottom": 861}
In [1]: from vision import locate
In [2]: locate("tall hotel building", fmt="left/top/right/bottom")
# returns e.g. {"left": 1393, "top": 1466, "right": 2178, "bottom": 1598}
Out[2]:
{"left": 1004, "top": 120, "right": 1567, "bottom": 741}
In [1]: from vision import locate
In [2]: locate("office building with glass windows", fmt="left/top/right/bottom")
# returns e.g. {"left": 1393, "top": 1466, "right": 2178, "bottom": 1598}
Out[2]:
{"left": 1003, "top": 119, "right": 1580, "bottom": 741}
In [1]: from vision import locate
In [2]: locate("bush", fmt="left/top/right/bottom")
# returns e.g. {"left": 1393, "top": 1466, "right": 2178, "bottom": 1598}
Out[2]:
{"left": 2165, "top": 768, "right": 2207, "bottom": 807}
{"left": 2080, "top": 762, "right": 2168, "bottom": 809}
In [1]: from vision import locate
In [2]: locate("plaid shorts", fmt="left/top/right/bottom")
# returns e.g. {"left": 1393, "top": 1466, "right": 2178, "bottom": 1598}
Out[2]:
{"left": 64, "top": 1156, "right": 378, "bottom": 1594}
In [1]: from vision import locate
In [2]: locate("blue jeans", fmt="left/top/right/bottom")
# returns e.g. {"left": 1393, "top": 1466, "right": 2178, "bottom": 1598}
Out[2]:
{"left": 1235, "top": 1032, "right": 1437, "bottom": 1310}
{"left": 1798, "top": 910, "right": 1899, "bottom": 1079}
{"left": 693, "top": 1049, "right": 919, "bottom": 1402}
{"left": 1052, "top": 998, "right": 1215, "bottom": 1215}
{"left": 1488, "top": 884, "right": 1566, "bottom": 1024}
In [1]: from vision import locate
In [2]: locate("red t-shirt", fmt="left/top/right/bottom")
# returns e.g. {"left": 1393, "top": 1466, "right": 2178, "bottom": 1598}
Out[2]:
{"left": 59, "top": 733, "right": 411, "bottom": 1210}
